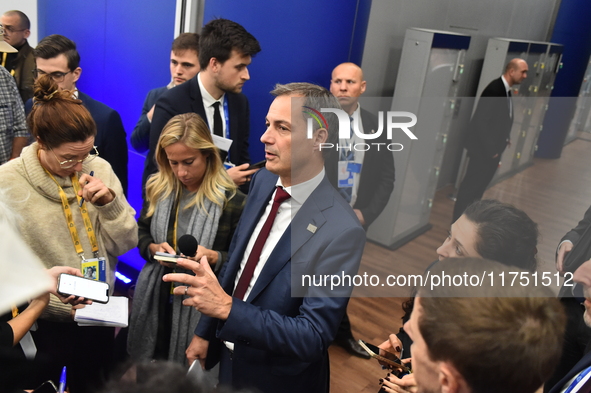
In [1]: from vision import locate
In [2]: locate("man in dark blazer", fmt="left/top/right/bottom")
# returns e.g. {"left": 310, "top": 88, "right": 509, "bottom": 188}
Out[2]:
{"left": 328, "top": 62, "right": 395, "bottom": 229}
{"left": 548, "top": 260, "right": 591, "bottom": 393}
{"left": 144, "top": 19, "right": 261, "bottom": 190}
{"left": 452, "top": 58, "right": 528, "bottom": 222}
{"left": 29, "top": 34, "right": 128, "bottom": 194}
{"left": 130, "top": 33, "right": 200, "bottom": 153}
{"left": 1, "top": 10, "right": 35, "bottom": 103}
{"left": 546, "top": 204, "right": 591, "bottom": 391}
{"left": 327, "top": 62, "right": 395, "bottom": 358}
{"left": 164, "top": 83, "right": 365, "bottom": 393}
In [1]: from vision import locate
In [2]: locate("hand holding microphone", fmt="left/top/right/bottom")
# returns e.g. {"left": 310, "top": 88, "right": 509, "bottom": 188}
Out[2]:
{"left": 178, "top": 234, "right": 219, "bottom": 266}
{"left": 154, "top": 234, "right": 219, "bottom": 266}
{"left": 178, "top": 234, "right": 198, "bottom": 257}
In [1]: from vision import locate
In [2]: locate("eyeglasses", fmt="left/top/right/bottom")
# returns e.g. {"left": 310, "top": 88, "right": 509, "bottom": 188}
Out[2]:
{"left": 0, "top": 24, "right": 27, "bottom": 33}
{"left": 50, "top": 146, "right": 99, "bottom": 169}
{"left": 33, "top": 69, "right": 73, "bottom": 83}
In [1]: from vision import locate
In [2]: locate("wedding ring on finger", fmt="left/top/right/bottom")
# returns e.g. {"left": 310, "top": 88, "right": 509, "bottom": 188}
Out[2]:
{"left": 184, "top": 285, "right": 190, "bottom": 296}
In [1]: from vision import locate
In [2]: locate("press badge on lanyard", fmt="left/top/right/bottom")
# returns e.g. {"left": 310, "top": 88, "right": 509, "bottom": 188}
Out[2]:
{"left": 43, "top": 167, "right": 106, "bottom": 280}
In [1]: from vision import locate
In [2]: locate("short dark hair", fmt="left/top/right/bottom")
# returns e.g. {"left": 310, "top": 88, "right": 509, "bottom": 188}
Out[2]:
{"left": 3, "top": 10, "right": 30, "bottom": 30}
{"left": 199, "top": 18, "right": 260, "bottom": 70}
{"left": 417, "top": 258, "right": 565, "bottom": 393}
{"left": 464, "top": 199, "right": 539, "bottom": 272}
{"left": 33, "top": 34, "right": 80, "bottom": 71}
{"left": 271, "top": 83, "right": 341, "bottom": 158}
{"left": 171, "top": 33, "right": 199, "bottom": 55}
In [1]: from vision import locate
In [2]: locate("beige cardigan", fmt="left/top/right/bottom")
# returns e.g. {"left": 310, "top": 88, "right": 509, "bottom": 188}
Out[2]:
{"left": 0, "top": 143, "right": 137, "bottom": 321}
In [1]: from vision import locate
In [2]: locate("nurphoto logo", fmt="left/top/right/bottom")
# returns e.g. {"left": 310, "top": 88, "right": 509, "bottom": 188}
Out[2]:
{"left": 303, "top": 107, "right": 418, "bottom": 152}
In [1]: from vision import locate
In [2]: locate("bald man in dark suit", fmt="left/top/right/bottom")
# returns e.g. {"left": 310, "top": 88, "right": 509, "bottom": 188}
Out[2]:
{"left": 453, "top": 58, "right": 528, "bottom": 222}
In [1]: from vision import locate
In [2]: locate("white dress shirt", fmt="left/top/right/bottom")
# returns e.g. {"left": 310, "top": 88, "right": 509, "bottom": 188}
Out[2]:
{"left": 197, "top": 73, "right": 227, "bottom": 137}
{"left": 233, "top": 168, "right": 325, "bottom": 300}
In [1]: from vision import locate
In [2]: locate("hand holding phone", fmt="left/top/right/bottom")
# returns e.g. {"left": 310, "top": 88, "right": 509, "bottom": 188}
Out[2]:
{"left": 57, "top": 274, "right": 110, "bottom": 303}
{"left": 247, "top": 160, "right": 266, "bottom": 170}
{"left": 154, "top": 252, "right": 183, "bottom": 263}
{"left": 358, "top": 340, "right": 411, "bottom": 375}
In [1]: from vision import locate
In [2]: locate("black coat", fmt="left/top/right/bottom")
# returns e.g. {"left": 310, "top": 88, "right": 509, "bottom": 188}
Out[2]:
{"left": 464, "top": 77, "right": 513, "bottom": 158}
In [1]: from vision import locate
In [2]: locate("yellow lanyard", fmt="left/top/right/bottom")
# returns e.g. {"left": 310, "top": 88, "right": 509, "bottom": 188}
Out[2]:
{"left": 43, "top": 168, "right": 99, "bottom": 260}
{"left": 172, "top": 197, "right": 181, "bottom": 251}
{"left": 1, "top": 53, "right": 15, "bottom": 76}
{"left": 168, "top": 197, "right": 182, "bottom": 295}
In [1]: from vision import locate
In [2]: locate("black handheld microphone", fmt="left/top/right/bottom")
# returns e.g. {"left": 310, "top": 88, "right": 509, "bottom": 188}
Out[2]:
{"left": 178, "top": 234, "right": 198, "bottom": 257}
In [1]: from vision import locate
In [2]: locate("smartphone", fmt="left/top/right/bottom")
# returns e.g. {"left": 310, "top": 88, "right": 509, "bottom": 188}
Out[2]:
{"left": 247, "top": 160, "right": 266, "bottom": 170}
{"left": 358, "top": 340, "right": 411, "bottom": 374}
{"left": 154, "top": 251, "right": 182, "bottom": 263}
{"left": 57, "top": 273, "right": 110, "bottom": 303}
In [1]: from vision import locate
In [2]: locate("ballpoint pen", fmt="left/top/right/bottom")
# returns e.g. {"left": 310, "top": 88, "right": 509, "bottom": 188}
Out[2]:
{"left": 58, "top": 366, "right": 66, "bottom": 393}
{"left": 79, "top": 170, "right": 95, "bottom": 207}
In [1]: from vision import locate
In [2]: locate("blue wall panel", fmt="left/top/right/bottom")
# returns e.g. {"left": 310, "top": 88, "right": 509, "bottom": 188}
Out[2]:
{"left": 536, "top": 0, "right": 591, "bottom": 158}
{"left": 40, "top": 0, "right": 175, "bottom": 134}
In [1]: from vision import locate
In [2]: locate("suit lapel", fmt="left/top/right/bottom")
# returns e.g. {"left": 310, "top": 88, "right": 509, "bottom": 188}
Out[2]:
{"left": 189, "top": 77, "right": 207, "bottom": 119}
{"left": 245, "top": 178, "right": 333, "bottom": 302}
{"left": 77, "top": 91, "right": 89, "bottom": 105}
{"left": 221, "top": 172, "right": 276, "bottom": 292}
{"left": 227, "top": 94, "right": 239, "bottom": 141}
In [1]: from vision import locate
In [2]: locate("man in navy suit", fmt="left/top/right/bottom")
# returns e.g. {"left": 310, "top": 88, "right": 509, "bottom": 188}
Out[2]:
{"left": 164, "top": 83, "right": 365, "bottom": 393}
{"left": 548, "top": 260, "right": 591, "bottom": 393}
{"left": 30, "top": 35, "right": 128, "bottom": 193}
{"left": 452, "top": 58, "right": 528, "bottom": 222}
{"left": 144, "top": 19, "right": 261, "bottom": 190}
{"left": 130, "top": 33, "right": 200, "bottom": 153}
{"left": 546, "top": 205, "right": 591, "bottom": 391}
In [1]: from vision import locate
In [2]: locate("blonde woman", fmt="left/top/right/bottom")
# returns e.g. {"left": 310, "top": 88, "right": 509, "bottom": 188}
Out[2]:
{"left": 129, "top": 113, "right": 245, "bottom": 364}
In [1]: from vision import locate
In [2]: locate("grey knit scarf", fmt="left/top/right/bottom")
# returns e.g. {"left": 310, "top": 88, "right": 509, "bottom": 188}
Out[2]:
{"left": 128, "top": 191, "right": 221, "bottom": 364}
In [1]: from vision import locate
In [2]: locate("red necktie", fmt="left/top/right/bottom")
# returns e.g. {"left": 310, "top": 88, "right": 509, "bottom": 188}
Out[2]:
{"left": 233, "top": 186, "right": 291, "bottom": 300}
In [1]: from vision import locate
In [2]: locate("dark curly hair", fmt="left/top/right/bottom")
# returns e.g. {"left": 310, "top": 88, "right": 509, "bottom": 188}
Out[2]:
{"left": 464, "top": 199, "right": 538, "bottom": 272}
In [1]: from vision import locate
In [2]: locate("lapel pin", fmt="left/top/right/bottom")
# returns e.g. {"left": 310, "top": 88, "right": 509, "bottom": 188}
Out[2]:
{"left": 307, "top": 224, "right": 317, "bottom": 233}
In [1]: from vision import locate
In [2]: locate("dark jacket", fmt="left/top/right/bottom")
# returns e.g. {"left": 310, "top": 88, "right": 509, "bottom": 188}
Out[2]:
{"left": 131, "top": 86, "right": 168, "bottom": 153}
{"left": 464, "top": 77, "right": 513, "bottom": 158}
{"left": 326, "top": 108, "right": 395, "bottom": 228}
{"left": 2, "top": 40, "right": 35, "bottom": 103}
{"left": 144, "top": 75, "right": 251, "bottom": 187}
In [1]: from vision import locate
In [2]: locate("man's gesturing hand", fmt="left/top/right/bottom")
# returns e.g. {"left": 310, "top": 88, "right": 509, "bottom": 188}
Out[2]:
{"left": 163, "top": 256, "right": 233, "bottom": 320}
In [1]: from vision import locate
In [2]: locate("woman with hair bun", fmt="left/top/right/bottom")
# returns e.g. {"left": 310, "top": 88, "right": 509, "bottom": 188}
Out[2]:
{"left": 0, "top": 75, "right": 137, "bottom": 392}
